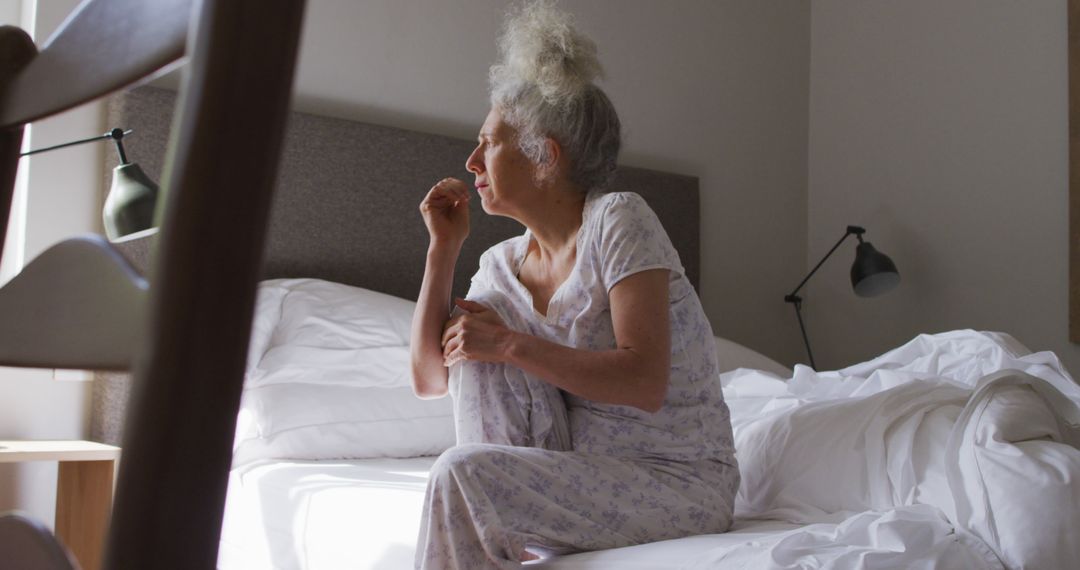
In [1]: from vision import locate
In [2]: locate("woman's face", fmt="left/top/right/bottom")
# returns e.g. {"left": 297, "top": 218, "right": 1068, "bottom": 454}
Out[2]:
{"left": 465, "top": 108, "right": 537, "bottom": 218}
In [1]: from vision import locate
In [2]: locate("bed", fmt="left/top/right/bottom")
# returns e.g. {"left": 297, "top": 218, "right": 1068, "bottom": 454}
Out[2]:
{"left": 100, "top": 86, "right": 1080, "bottom": 570}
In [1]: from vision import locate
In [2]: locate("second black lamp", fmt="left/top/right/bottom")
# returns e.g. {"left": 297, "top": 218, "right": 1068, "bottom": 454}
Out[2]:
{"left": 784, "top": 225, "right": 900, "bottom": 370}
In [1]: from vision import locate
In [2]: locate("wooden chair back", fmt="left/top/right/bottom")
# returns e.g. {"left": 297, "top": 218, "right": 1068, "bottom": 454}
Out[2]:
{"left": 0, "top": 0, "right": 306, "bottom": 568}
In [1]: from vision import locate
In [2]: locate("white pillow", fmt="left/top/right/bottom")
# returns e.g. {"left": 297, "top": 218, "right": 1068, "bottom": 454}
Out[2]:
{"left": 714, "top": 336, "right": 791, "bottom": 377}
{"left": 247, "top": 278, "right": 417, "bottom": 388}
{"left": 234, "top": 278, "right": 455, "bottom": 465}
{"left": 233, "top": 384, "right": 454, "bottom": 465}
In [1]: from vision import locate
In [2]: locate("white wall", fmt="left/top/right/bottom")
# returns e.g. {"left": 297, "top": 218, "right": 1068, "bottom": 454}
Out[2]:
{"left": 285, "top": 0, "right": 812, "bottom": 365}
{"left": 0, "top": 0, "right": 100, "bottom": 529}
{"left": 807, "top": 0, "right": 1073, "bottom": 371}
{"left": 0, "top": 2, "right": 16, "bottom": 31}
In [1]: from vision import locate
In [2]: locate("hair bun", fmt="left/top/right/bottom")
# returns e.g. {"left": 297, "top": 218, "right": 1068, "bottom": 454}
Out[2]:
{"left": 492, "top": 0, "right": 603, "bottom": 105}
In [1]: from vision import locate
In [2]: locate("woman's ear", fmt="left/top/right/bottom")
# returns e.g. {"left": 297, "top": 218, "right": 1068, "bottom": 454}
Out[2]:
{"left": 542, "top": 137, "right": 561, "bottom": 168}
{"left": 537, "top": 137, "right": 563, "bottom": 185}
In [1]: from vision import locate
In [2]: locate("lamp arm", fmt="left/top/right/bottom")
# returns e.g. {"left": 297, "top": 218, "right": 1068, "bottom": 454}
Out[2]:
{"left": 19, "top": 128, "right": 133, "bottom": 159}
{"left": 785, "top": 225, "right": 865, "bottom": 299}
{"left": 784, "top": 225, "right": 868, "bottom": 371}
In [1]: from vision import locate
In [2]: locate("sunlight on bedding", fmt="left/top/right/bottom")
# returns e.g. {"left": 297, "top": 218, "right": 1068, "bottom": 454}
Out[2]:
{"left": 219, "top": 458, "right": 437, "bottom": 570}
{"left": 301, "top": 484, "right": 424, "bottom": 568}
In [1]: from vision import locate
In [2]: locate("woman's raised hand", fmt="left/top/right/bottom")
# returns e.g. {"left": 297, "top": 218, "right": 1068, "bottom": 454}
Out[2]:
{"left": 420, "top": 177, "right": 471, "bottom": 247}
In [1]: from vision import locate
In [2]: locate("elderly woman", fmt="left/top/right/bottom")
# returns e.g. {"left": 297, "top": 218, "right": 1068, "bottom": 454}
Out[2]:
{"left": 410, "top": 3, "right": 738, "bottom": 568}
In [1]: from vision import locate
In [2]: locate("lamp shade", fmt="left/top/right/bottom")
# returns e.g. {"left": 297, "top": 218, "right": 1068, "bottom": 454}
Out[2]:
{"left": 850, "top": 241, "right": 900, "bottom": 297}
{"left": 103, "top": 163, "right": 159, "bottom": 240}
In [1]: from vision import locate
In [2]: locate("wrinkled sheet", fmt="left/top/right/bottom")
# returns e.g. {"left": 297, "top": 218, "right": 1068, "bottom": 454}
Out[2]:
{"left": 681, "top": 505, "right": 998, "bottom": 569}
{"left": 680, "top": 330, "right": 1080, "bottom": 570}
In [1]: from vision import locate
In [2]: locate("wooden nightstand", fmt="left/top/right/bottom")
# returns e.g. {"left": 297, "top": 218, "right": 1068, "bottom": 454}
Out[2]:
{"left": 0, "top": 440, "right": 121, "bottom": 570}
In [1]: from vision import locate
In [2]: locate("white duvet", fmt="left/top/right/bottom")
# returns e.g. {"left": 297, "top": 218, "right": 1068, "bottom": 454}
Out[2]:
{"left": 685, "top": 330, "right": 1080, "bottom": 570}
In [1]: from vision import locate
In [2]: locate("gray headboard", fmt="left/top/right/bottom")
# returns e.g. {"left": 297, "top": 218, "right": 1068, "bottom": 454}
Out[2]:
{"left": 92, "top": 86, "right": 700, "bottom": 444}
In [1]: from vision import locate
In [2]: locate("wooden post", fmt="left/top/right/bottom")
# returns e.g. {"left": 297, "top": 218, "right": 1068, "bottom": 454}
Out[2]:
{"left": 104, "top": 1, "right": 307, "bottom": 568}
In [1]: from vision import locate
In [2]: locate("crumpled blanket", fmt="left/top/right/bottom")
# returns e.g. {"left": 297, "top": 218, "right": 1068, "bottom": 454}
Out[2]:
{"left": 683, "top": 330, "right": 1080, "bottom": 569}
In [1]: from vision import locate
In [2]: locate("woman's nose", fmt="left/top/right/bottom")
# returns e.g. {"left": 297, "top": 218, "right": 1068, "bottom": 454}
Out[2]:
{"left": 465, "top": 146, "right": 483, "bottom": 174}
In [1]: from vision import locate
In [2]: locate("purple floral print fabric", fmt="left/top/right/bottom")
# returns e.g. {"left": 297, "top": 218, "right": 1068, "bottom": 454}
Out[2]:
{"left": 416, "top": 192, "right": 739, "bottom": 569}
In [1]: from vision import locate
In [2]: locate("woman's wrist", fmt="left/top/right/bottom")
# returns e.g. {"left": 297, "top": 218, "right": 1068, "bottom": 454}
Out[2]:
{"left": 428, "top": 238, "right": 464, "bottom": 256}
{"left": 501, "top": 329, "right": 526, "bottom": 365}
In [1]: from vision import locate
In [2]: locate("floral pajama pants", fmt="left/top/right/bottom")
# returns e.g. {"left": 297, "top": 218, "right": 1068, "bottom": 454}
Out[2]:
{"left": 415, "top": 296, "right": 739, "bottom": 570}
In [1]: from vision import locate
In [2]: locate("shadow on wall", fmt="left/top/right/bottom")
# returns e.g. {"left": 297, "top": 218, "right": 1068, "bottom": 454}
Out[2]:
{"left": 290, "top": 92, "right": 481, "bottom": 143}
{"left": 151, "top": 65, "right": 482, "bottom": 144}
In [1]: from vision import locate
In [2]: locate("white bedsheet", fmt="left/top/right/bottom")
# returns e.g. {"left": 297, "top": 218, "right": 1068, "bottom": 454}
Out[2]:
{"left": 217, "top": 459, "right": 995, "bottom": 570}
{"left": 217, "top": 455, "right": 809, "bottom": 569}
{"left": 219, "top": 330, "right": 1080, "bottom": 569}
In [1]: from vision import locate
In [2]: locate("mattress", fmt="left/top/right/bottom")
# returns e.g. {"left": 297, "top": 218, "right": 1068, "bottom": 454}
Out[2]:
{"left": 217, "top": 456, "right": 802, "bottom": 570}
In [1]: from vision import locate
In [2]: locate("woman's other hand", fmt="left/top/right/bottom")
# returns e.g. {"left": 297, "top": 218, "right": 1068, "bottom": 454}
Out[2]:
{"left": 420, "top": 177, "right": 471, "bottom": 247}
{"left": 442, "top": 298, "right": 514, "bottom": 366}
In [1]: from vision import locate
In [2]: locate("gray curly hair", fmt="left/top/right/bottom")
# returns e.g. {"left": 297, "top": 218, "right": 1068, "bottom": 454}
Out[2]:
{"left": 488, "top": 0, "right": 621, "bottom": 193}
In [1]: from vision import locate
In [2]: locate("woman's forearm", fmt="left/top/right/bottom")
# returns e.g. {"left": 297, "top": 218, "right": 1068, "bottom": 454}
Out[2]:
{"left": 411, "top": 241, "right": 461, "bottom": 398}
{"left": 503, "top": 332, "right": 670, "bottom": 412}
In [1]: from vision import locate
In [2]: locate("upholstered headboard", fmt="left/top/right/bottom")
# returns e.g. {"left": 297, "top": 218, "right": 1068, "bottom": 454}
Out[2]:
{"left": 92, "top": 86, "right": 700, "bottom": 444}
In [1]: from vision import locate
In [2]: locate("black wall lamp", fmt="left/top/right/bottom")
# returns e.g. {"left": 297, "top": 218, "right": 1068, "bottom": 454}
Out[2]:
{"left": 785, "top": 225, "right": 900, "bottom": 370}
{"left": 20, "top": 127, "right": 159, "bottom": 240}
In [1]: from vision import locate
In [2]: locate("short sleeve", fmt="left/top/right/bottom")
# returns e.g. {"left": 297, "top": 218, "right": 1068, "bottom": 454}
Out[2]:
{"left": 598, "top": 192, "right": 684, "bottom": 291}
{"left": 469, "top": 249, "right": 493, "bottom": 292}
{"left": 467, "top": 236, "right": 521, "bottom": 298}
